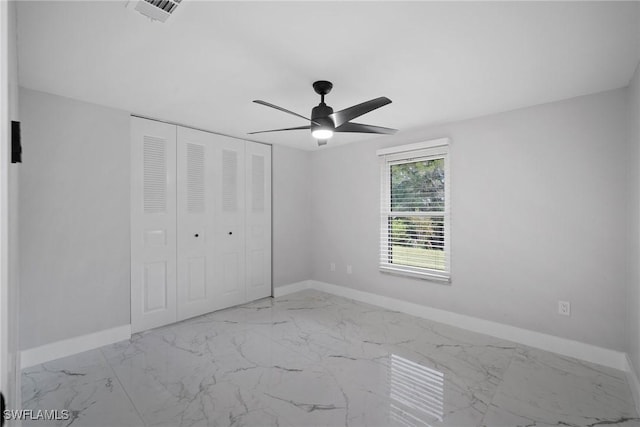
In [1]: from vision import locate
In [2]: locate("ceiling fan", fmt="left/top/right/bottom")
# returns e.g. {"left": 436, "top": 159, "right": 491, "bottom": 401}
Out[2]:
{"left": 249, "top": 80, "right": 397, "bottom": 146}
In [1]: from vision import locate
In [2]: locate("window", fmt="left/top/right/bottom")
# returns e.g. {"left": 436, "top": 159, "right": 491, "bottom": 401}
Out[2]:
{"left": 378, "top": 139, "right": 450, "bottom": 282}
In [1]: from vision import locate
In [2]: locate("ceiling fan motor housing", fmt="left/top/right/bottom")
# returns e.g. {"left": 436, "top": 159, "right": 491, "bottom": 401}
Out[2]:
{"left": 311, "top": 103, "right": 334, "bottom": 132}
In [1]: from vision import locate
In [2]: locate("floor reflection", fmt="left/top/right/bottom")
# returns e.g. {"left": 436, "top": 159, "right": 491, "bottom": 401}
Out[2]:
{"left": 389, "top": 353, "right": 444, "bottom": 426}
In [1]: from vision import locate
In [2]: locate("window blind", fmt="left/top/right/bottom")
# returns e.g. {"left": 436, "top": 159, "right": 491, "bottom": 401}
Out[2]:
{"left": 378, "top": 140, "right": 450, "bottom": 282}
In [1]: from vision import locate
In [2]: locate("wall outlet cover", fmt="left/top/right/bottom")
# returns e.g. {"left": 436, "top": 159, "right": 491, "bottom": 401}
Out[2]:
{"left": 558, "top": 301, "right": 571, "bottom": 316}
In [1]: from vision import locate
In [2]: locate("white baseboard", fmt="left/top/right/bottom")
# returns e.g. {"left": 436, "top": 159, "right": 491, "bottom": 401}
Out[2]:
{"left": 19, "top": 281, "right": 631, "bottom": 376}
{"left": 625, "top": 354, "right": 640, "bottom": 414}
{"left": 21, "top": 324, "right": 131, "bottom": 369}
{"left": 306, "top": 280, "right": 628, "bottom": 371}
{"left": 273, "top": 280, "right": 313, "bottom": 297}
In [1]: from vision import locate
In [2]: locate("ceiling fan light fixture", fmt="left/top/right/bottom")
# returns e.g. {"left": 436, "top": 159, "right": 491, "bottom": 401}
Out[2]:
{"left": 311, "top": 128, "right": 334, "bottom": 140}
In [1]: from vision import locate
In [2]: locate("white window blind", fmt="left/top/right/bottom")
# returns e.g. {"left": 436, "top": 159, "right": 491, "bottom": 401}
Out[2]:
{"left": 378, "top": 139, "right": 450, "bottom": 282}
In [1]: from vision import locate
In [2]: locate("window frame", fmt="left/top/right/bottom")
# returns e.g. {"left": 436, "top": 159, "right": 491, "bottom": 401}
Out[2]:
{"left": 378, "top": 139, "right": 451, "bottom": 283}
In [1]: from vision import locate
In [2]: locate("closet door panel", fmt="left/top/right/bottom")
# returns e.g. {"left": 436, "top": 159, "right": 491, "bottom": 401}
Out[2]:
{"left": 176, "top": 126, "right": 217, "bottom": 321}
{"left": 245, "top": 143, "right": 272, "bottom": 301}
{"left": 131, "top": 117, "right": 177, "bottom": 333}
{"left": 132, "top": 118, "right": 272, "bottom": 333}
{"left": 213, "top": 137, "right": 246, "bottom": 308}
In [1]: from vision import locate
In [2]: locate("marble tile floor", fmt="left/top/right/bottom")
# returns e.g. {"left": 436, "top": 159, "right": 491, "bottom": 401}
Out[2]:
{"left": 21, "top": 289, "right": 640, "bottom": 427}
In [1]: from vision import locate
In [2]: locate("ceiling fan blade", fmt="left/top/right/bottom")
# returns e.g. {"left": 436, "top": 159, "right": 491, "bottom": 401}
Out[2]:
{"left": 335, "top": 122, "right": 398, "bottom": 135}
{"left": 329, "top": 97, "right": 392, "bottom": 128}
{"left": 253, "top": 100, "right": 321, "bottom": 126}
{"left": 248, "top": 125, "right": 311, "bottom": 135}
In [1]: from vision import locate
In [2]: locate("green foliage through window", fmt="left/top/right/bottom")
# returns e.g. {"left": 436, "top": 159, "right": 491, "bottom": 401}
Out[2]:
{"left": 388, "top": 158, "right": 445, "bottom": 271}
{"left": 390, "top": 159, "right": 444, "bottom": 212}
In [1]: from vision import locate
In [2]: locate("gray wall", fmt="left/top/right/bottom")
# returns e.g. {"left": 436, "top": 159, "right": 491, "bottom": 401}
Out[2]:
{"left": 19, "top": 88, "right": 131, "bottom": 350}
{"left": 272, "top": 144, "right": 311, "bottom": 287}
{"left": 310, "top": 89, "right": 629, "bottom": 351}
{"left": 629, "top": 61, "right": 640, "bottom": 373}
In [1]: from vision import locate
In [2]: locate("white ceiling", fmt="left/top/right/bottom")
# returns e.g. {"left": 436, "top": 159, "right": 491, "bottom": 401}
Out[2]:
{"left": 16, "top": 1, "right": 640, "bottom": 151}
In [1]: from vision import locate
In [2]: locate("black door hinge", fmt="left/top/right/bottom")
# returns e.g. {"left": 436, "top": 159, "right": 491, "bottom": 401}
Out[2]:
{"left": 11, "top": 121, "right": 21, "bottom": 164}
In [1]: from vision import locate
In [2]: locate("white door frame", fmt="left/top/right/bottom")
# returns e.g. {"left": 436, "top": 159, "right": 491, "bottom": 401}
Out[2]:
{"left": 0, "top": 0, "right": 9, "bottom": 408}
{"left": 1, "top": 0, "right": 20, "bottom": 418}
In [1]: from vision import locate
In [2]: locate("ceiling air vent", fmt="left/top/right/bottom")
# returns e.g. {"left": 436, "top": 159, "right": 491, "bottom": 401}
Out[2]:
{"left": 135, "top": 0, "right": 181, "bottom": 23}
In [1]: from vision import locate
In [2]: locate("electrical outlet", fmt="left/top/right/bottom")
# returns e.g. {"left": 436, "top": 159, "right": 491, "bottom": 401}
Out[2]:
{"left": 330, "top": 262, "right": 336, "bottom": 272}
{"left": 558, "top": 301, "right": 571, "bottom": 316}
{"left": 347, "top": 265, "right": 353, "bottom": 274}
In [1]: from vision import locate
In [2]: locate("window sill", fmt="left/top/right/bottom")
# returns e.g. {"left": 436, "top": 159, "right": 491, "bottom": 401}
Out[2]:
{"left": 379, "top": 266, "right": 451, "bottom": 284}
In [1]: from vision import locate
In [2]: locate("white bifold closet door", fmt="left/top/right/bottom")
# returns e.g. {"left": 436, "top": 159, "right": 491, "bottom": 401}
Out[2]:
{"left": 131, "top": 118, "right": 177, "bottom": 333}
{"left": 211, "top": 135, "right": 247, "bottom": 310}
{"left": 176, "top": 126, "right": 217, "bottom": 321}
{"left": 245, "top": 142, "right": 272, "bottom": 302}
{"left": 131, "top": 117, "right": 271, "bottom": 334}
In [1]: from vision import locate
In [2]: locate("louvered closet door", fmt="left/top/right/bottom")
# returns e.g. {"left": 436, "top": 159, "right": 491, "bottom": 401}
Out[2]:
{"left": 245, "top": 142, "right": 272, "bottom": 301}
{"left": 212, "top": 136, "right": 246, "bottom": 309}
{"left": 176, "top": 126, "right": 217, "bottom": 321}
{"left": 131, "top": 117, "right": 177, "bottom": 333}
